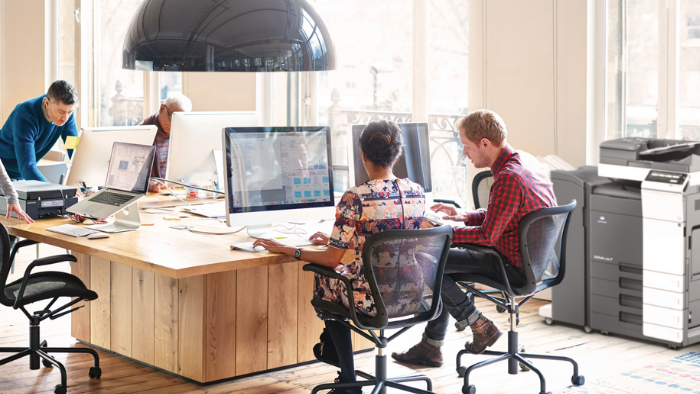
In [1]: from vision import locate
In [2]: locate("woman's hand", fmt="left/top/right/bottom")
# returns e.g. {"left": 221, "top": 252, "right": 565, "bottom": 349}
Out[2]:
{"left": 309, "top": 231, "right": 329, "bottom": 245}
{"left": 252, "top": 238, "right": 293, "bottom": 255}
{"left": 6, "top": 203, "right": 34, "bottom": 224}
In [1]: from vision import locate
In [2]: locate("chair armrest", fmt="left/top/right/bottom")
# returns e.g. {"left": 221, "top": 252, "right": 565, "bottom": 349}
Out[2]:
{"left": 450, "top": 243, "right": 517, "bottom": 297}
{"left": 302, "top": 263, "right": 364, "bottom": 326}
{"left": 433, "top": 198, "right": 461, "bottom": 209}
{"left": 9, "top": 239, "right": 39, "bottom": 264}
{"left": 13, "top": 254, "right": 78, "bottom": 309}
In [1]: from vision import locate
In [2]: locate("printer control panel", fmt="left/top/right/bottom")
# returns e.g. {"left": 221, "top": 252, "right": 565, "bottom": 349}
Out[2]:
{"left": 645, "top": 170, "right": 687, "bottom": 185}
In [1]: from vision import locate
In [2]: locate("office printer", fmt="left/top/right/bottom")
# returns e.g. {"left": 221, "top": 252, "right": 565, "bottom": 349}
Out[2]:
{"left": 546, "top": 138, "right": 700, "bottom": 348}
{"left": 0, "top": 181, "right": 78, "bottom": 220}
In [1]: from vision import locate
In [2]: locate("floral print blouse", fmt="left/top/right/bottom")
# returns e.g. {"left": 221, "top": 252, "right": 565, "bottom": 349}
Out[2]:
{"left": 313, "top": 178, "right": 425, "bottom": 318}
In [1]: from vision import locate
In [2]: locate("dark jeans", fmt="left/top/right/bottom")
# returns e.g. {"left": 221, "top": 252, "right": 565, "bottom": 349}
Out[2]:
{"left": 424, "top": 248, "right": 525, "bottom": 346}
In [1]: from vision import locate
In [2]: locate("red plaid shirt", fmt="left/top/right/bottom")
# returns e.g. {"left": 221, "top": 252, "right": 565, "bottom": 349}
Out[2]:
{"left": 453, "top": 144, "right": 556, "bottom": 268}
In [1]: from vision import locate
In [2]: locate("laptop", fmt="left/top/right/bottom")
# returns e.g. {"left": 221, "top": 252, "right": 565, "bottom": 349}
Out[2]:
{"left": 68, "top": 142, "right": 156, "bottom": 220}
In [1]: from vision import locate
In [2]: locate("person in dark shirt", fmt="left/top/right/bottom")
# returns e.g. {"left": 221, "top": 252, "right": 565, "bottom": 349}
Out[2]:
{"left": 0, "top": 81, "right": 78, "bottom": 182}
{"left": 393, "top": 110, "right": 556, "bottom": 367}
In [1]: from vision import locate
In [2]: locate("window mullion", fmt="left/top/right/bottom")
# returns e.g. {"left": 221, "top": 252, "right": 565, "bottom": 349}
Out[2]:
{"left": 658, "top": 0, "right": 680, "bottom": 139}
{"left": 413, "top": 0, "right": 429, "bottom": 122}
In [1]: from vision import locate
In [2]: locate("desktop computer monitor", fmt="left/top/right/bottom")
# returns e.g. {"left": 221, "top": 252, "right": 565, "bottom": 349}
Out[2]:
{"left": 350, "top": 122, "right": 433, "bottom": 193}
{"left": 223, "top": 126, "right": 335, "bottom": 237}
{"left": 166, "top": 111, "right": 260, "bottom": 187}
{"left": 66, "top": 126, "right": 158, "bottom": 189}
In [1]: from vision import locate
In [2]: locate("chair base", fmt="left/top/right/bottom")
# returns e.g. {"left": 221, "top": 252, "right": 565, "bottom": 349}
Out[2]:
{"left": 311, "top": 354, "right": 435, "bottom": 394}
{"left": 0, "top": 316, "right": 101, "bottom": 394}
{"left": 456, "top": 331, "right": 584, "bottom": 394}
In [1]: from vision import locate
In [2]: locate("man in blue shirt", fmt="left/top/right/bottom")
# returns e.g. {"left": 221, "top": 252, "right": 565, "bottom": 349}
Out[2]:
{"left": 0, "top": 80, "right": 78, "bottom": 181}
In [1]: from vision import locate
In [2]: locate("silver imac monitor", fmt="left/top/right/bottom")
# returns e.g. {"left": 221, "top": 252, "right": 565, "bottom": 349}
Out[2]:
{"left": 350, "top": 122, "right": 433, "bottom": 192}
{"left": 66, "top": 126, "right": 158, "bottom": 189}
{"left": 166, "top": 111, "right": 260, "bottom": 186}
{"left": 223, "top": 126, "right": 335, "bottom": 237}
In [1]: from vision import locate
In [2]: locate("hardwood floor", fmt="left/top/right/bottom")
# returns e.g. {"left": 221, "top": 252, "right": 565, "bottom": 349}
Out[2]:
{"left": 1, "top": 244, "right": 695, "bottom": 393}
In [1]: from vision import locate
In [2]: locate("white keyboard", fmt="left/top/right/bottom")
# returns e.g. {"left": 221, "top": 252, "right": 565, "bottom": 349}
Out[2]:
{"left": 230, "top": 236, "right": 314, "bottom": 253}
{"left": 47, "top": 224, "right": 101, "bottom": 237}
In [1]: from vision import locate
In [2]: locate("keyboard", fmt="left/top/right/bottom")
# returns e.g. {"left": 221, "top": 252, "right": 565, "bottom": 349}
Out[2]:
{"left": 230, "top": 236, "right": 314, "bottom": 253}
{"left": 90, "top": 191, "right": 134, "bottom": 206}
{"left": 47, "top": 224, "right": 101, "bottom": 238}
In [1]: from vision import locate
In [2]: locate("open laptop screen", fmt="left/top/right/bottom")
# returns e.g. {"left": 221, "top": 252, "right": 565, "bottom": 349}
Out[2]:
{"left": 104, "top": 142, "right": 156, "bottom": 193}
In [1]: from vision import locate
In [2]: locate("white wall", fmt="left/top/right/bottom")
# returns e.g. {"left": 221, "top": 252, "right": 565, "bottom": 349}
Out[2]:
{"left": 0, "top": 0, "right": 52, "bottom": 124}
{"left": 182, "top": 73, "right": 256, "bottom": 112}
{"left": 469, "top": 0, "right": 594, "bottom": 169}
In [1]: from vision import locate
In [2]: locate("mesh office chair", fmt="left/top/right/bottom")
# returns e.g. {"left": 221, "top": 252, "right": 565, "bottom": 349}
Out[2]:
{"left": 471, "top": 170, "right": 494, "bottom": 210}
{"left": 452, "top": 201, "right": 583, "bottom": 394}
{"left": 303, "top": 226, "right": 453, "bottom": 394}
{"left": 0, "top": 224, "right": 101, "bottom": 394}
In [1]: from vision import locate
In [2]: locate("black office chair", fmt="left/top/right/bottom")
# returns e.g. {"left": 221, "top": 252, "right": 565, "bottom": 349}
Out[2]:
{"left": 0, "top": 224, "right": 101, "bottom": 394}
{"left": 304, "top": 226, "right": 453, "bottom": 394}
{"left": 452, "top": 201, "right": 583, "bottom": 394}
{"left": 471, "top": 170, "right": 494, "bottom": 210}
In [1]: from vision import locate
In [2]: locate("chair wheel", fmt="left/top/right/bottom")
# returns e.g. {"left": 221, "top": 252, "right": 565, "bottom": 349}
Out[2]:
{"left": 544, "top": 317, "right": 553, "bottom": 325}
{"left": 455, "top": 322, "right": 467, "bottom": 331}
{"left": 54, "top": 384, "right": 67, "bottom": 394}
{"left": 463, "top": 385, "right": 476, "bottom": 394}
{"left": 42, "top": 358, "right": 53, "bottom": 368}
{"left": 89, "top": 366, "right": 102, "bottom": 379}
{"left": 457, "top": 366, "right": 467, "bottom": 377}
{"left": 571, "top": 375, "right": 585, "bottom": 386}
{"left": 496, "top": 306, "right": 506, "bottom": 313}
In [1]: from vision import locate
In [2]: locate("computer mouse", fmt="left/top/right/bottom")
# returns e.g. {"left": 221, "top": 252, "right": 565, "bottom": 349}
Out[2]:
{"left": 87, "top": 232, "right": 110, "bottom": 240}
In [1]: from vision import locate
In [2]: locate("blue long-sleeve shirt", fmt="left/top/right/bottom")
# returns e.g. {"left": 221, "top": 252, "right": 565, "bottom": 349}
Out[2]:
{"left": 0, "top": 95, "right": 77, "bottom": 182}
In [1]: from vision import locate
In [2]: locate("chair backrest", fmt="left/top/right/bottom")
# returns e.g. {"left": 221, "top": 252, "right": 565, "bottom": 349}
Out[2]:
{"left": 0, "top": 224, "right": 14, "bottom": 306}
{"left": 515, "top": 200, "right": 576, "bottom": 295}
{"left": 472, "top": 170, "right": 493, "bottom": 209}
{"left": 360, "top": 225, "right": 453, "bottom": 328}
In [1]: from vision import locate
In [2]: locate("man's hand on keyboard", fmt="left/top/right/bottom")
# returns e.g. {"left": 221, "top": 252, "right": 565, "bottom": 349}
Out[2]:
{"left": 252, "top": 238, "right": 290, "bottom": 255}
{"left": 309, "top": 231, "right": 329, "bottom": 245}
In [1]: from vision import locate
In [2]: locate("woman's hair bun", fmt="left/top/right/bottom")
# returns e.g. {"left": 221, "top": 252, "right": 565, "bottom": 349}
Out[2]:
{"left": 359, "top": 120, "right": 404, "bottom": 168}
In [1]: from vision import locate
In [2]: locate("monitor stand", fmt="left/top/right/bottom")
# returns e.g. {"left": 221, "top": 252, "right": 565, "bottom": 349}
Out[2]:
{"left": 247, "top": 224, "right": 273, "bottom": 239}
{"left": 86, "top": 206, "right": 142, "bottom": 233}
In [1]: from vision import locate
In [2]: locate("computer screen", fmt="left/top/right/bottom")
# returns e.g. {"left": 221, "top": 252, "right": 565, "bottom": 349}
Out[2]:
{"left": 351, "top": 122, "right": 433, "bottom": 192}
{"left": 167, "top": 112, "right": 260, "bottom": 185}
{"left": 105, "top": 142, "right": 156, "bottom": 193}
{"left": 224, "top": 127, "right": 334, "bottom": 217}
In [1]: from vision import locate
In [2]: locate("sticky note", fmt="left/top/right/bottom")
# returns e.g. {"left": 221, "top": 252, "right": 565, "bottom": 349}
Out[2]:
{"left": 64, "top": 136, "right": 80, "bottom": 150}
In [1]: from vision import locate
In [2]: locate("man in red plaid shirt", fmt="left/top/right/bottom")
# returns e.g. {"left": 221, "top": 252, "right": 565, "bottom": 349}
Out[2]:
{"left": 393, "top": 110, "right": 556, "bottom": 367}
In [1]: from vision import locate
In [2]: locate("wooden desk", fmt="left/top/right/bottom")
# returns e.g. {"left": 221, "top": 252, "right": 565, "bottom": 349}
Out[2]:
{"left": 2, "top": 195, "right": 372, "bottom": 383}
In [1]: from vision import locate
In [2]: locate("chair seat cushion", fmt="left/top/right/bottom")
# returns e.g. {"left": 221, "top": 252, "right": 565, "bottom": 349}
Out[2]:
{"left": 4, "top": 272, "right": 98, "bottom": 307}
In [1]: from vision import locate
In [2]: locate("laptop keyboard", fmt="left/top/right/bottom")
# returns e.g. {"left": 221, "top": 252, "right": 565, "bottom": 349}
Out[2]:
{"left": 90, "top": 191, "right": 134, "bottom": 206}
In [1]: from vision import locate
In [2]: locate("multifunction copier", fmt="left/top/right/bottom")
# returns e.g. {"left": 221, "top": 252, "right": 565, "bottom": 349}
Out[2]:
{"left": 546, "top": 138, "right": 700, "bottom": 348}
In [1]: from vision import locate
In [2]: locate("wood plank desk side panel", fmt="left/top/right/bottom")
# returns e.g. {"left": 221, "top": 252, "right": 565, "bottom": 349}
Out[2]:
{"left": 70, "top": 252, "right": 91, "bottom": 342}
{"left": 89, "top": 257, "right": 111, "bottom": 348}
{"left": 132, "top": 268, "right": 155, "bottom": 364}
{"left": 154, "top": 274, "right": 179, "bottom": 373}
{"left": 178, "top": 275, "right": 205, "bottom": 382}
{"left": 110, "top": 262, "right": 133, "bottom": 357}
{"left": 235, "top": 266, "right": 268, "bottom": 376}
{"left": 204, "top": 271, "right": 236, "bottom": 382}
{"left": 297, "top": 261, "right": 325, "bottom": 362}
{"left": 267, "top": 261, "right": 298, "bottom": 369}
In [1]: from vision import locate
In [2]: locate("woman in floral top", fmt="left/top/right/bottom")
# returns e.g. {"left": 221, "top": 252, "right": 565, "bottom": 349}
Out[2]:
{"left": 254, "top": 120, "right": 425, "bottom": 394}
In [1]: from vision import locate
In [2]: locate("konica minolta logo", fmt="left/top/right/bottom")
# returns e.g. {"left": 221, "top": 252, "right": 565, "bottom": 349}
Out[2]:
{"left": 594, "top": 255, "right": 613, "bottom": 261}
{"left": 598, "top": 216, "right": 606, "bottom": 223}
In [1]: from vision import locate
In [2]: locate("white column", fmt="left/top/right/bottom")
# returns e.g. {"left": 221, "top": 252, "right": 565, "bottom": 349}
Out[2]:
{"left": 658, "top": 0, "right": 680, "bottom": 139}
{"left": 412, "top": 0, "right": 429, "bottom": 122}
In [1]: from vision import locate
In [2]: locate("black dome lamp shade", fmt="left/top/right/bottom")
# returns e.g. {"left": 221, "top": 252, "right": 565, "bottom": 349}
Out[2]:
{"left": 122, "top": 0, "right": 336, "bottom": 72}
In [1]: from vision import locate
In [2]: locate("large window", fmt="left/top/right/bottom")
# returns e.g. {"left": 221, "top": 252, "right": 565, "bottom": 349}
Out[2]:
{"left": 314, "top": 0, "right": 469, "bottom": 202}
{"left": 607, "top": 0, "right": 700, "bottom": 142}
{"left": 97, "top": 0, "right": 145, "bottom": 126}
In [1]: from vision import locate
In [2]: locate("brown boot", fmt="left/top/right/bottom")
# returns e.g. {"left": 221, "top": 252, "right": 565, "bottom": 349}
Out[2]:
{"left": 464, "top": 314, "right": 502, "bottom": 354}
{"left": 391, "top": 337, "right": 443, "bottom": 367}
